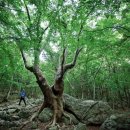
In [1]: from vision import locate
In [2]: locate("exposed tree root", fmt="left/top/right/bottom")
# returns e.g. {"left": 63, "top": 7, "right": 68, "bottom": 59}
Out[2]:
{"left": 63, "top": 112, "right": 72, "bottom": 124}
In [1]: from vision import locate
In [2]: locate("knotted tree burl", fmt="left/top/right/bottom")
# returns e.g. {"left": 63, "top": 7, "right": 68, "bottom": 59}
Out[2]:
{"left": 20, "top": 48, "right": 82, "bottom": 127}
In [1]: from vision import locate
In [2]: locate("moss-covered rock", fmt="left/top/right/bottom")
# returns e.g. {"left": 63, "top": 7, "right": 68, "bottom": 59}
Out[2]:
{"left": 74, "top": 123, "right": 87, "bottom": 130}
{"left": 100, "top": 112, "right": 130, "bottom": 130}
{"left": 38, "top": 108, "right": 53, "bottom": 122}
{"left": 64, "top": 93, "right": 112, "bottom": 125}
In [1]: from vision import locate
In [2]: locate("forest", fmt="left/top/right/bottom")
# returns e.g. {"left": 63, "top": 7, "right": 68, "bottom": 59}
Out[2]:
{"left": 0, "top": 0, "right": 130, "bottom": 130}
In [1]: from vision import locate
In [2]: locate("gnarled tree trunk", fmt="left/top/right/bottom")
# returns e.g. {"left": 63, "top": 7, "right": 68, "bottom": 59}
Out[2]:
{"left": 20, "top": 48, "right": 82, "bottom": 126}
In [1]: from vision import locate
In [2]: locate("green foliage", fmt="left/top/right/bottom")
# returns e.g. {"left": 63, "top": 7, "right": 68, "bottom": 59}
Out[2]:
{"left": 0, "top": 0, "right": 130, "bottom": 107}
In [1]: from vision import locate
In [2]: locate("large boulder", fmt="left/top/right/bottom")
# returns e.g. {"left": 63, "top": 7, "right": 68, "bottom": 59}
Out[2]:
{"left": 0, "top": 110, "right": 21, "bottom": 129}
{"left": 0, "top": 111, "right": 12, "bottom": 121}
{"left": 64, "top": 94, "right": 112, "bottom": 125}
{"left": 0, "top": 119, "right": 20, "bottom": 129}
{"left": 17, "top": 108, "right": 32, "bottom": 118}
{"left": 100, "top": 112, "right": 130, "bottom": 130}
{"left": 38, "top": 108, "right": 53, "bottom": 122}
{"left": 0, "top": 103, "right": 36, "bottom": 129}
{"left": 74, "top": 123, "right": 87, "bottom": 130}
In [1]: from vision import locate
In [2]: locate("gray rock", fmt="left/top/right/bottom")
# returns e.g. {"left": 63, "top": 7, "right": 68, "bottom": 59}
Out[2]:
{"left": 11, "top": 115, "right": 20, "bottom": 120}
{"left": 0, "top": 111, "right": 12, "bottom": 121}
{"left": 4, "top": 105, "right": 20, "bottom": 111}
{"left": 38, "top": 108, "right": 53, "bottom": 122}
{"left": 7, "top": 109, "right": 17, "bottom": 114}
{"left": 0, "top": 119, "right": 20, "bottom": 128}
{"left": 74, "top": 123, "right": 87, "bottom": 130}
{"left": 48, "top": 126, "right": 58, "bottom": 130}
{"left": 17, "top": 108, "right": 31, "bottom": 118}
{"left": 31, "top": 121, "right": 38, "bottom": 129}
{"left": 64, "top": 93, "right": 112, "bottom": 125}
{"left": 100, "top": 117, "right": 117, "bottom": 130}
{"left": 100, "top": 112, "right": 130, "bottom": 130}
{"left": 9, "top": 127, "right": 19, "bottom": 130}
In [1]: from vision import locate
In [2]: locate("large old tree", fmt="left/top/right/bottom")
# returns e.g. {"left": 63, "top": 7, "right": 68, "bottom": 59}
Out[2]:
{"left": 20, "top": 47, "right": 82, "bottom": 126}
{"left": 1, "top": 1, "right": 130, "bottom": 128}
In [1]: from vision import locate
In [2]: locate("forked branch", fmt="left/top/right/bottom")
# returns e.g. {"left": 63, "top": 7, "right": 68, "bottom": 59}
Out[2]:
{"left": 56, "top": 48, "right": 82, "bottom": 81}
{"left": 63, "top": 47, "right": 82, "bottom": 73}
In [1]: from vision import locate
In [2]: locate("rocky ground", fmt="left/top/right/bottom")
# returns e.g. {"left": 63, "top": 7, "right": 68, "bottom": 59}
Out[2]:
{"left": 0, "top": 94, "right": 130, "bottom": 130}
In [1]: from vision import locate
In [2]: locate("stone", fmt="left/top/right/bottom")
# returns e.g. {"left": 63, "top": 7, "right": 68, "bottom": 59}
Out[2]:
{"left": 48, "top": 126, "right": 58, "bottom": 130}
{"left": 74, "top": 123, "right": 87, "bottom": 130}
{"left": 38, "top": 108, "right": 53, "bottom": 122}
{"left": 10, "top": 127, "right": 20, "bottom": 130}
{"left": 31, "top": 121, "right": 38, "bottom": 129}
{"left": 64, "top": 93, "right": 112, "bottom": 125}
{"left": 7, "top": 109, "right": 17, "bottom": 114}
{"left": 0, "top": 119, "right": 20, "bottom": 128}
{"left": 17, "top": 108, "right": 31, "bottom": 118}
{"left": 0, "top": 111, "right": 12, "bottom": 121}
{"left": 100, "top": 112, "right": 130, "bottom": 130}
{"left": 11, "top": 115, "right": 20, "bottom": 121}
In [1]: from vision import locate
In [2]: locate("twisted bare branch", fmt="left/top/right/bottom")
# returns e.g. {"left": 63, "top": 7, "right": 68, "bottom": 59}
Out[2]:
{"left": 63, "top": 47, "right": 82, "bottom": 73}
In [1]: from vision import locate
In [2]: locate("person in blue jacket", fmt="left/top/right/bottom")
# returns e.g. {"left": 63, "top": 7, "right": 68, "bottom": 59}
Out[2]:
{"left": 19, "top": 88, "right": 26, "bottom": 106}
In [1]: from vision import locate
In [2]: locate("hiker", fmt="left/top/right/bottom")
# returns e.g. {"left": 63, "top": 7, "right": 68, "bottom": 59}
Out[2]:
{"left": 19, "top": 88, "right": 26, "bottom": 106}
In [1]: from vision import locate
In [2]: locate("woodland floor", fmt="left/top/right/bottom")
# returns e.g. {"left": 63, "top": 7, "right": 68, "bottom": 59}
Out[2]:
{"left": 20, "top": 108, "right": 129, "bottom": 130}
{"left": 0, "top": 98, "right": 102, "bottom": 130}
{"left": 1, "top": 98, "right": 129, "bottom": 130}
{"left": 22, "top": 121, "right": 100, "bottom": 130}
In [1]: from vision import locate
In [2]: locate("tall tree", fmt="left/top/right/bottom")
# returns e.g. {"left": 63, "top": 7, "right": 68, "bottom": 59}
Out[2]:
{"left": 20, "top": 47, "right": 82, "bottom": 126}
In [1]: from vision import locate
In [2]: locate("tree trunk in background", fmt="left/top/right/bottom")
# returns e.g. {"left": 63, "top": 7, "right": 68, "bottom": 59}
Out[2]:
{"left": 117, "top": 89, "right": 124, "bottom": 109}
{"left": 128, "top": 91, "right": 130, "bottom": 108}
{"left": 93, "top": 82, "right": 96, "bottom": 100}
{"left": 81, "top": 85, "right": 84, "bottom": 99}
{"left": 124, "top": 86, "right": 130, "bottom": 108}
{"left": 106, "top": 88, "right": 110, "bottom": 102}
{"left": 2, "top": 76, "right": 13, "bottom": 102}
{"left": 2, "top": 85, "right": 12, "bottom": 102}
{"left": 6, "top": 85, "right": 12, "bottom": 100}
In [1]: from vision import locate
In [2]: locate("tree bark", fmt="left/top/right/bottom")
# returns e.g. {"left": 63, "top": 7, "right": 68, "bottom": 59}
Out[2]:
{"left": 19, "top": 48, "right": 82, "bottom": 126}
